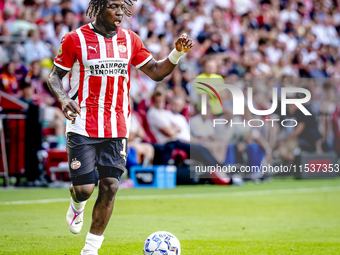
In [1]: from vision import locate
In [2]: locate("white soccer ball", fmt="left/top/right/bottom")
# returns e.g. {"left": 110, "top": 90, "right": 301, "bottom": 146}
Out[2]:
{"left": 143, "top": 231, "right": 181, "bottom": 255}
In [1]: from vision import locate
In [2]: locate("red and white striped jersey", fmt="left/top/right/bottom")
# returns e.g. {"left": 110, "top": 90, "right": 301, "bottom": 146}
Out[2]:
{"left": 54, "top": 23, "right": 152, "bottom": 138}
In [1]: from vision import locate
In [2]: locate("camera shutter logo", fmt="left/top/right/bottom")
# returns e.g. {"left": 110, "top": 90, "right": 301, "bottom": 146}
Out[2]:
{"left": 196, "top": 82, "right": 223, "bottom": 115}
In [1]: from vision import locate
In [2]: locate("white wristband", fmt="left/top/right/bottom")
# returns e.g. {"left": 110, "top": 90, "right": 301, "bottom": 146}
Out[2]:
{"left": 168, "top": 48, "right": 186, "bottom": 65}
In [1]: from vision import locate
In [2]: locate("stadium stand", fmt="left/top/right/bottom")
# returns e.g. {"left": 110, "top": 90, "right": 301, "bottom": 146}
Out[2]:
{"left": 1, "top": 0, "right": 340, "bottom": 185}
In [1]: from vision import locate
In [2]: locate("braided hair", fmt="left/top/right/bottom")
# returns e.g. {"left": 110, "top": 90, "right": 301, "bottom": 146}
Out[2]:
{"left": 85, "top": 0, "right": 106, "bottom": 19}
{"left": 85, "top": 0, "right": 137, "bottom": 18}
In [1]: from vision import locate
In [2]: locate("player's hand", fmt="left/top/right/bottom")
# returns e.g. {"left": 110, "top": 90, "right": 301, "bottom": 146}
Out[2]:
{"left": 175, "top": 33, "right": 194, "bottom": 53}
{"left": 61, "top": 97, "right": 81, "bottom": 121}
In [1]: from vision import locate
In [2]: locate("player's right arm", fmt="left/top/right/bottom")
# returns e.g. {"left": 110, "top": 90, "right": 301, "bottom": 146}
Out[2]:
{"left": 47, "top": 33, "right": 81, "bottom": 120}
{"left": 47, "top": 66, "right": 81, "bottom": 120}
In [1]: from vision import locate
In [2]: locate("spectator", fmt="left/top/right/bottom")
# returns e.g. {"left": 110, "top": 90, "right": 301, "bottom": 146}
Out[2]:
{"left": 166, "top": 96, "right": 190, "bottom": 143}
{"left": 19, "top": 79, "right": 34, "bottom": 104}
{"left": 49, "top": 22, "right": 68, "bottom": 53}
{"left": 139, "top": 18, "right": 156, "bottom": 41}
{"left": 19, "top": 81, "right": 43, "bottom": 184}
{"left": 195, "top": 59, "right": 225, "bottom": 114}
{"left": 71, "top": 0, "right": 90, "bottom": 14}
{"left": 196, "top": 58, "right": 224, "bottom": 80}
{"left": 11, "top": 8, "right": 36, "bottom": 36}
{"left": 279, "top": 94, "right": 323, "bottom": 162}
{"left": 18, "top": 78, "right": 66, "bottom": 149}
{"left": 44, "top": 12, "right": 69, "bottom": 48}
{"left": 280, "top": 1, "right": 299, "bottom": 24}
{"left": 190, "top": 106, "right": 216, "bottom": 141}
{"left": 128, "top": 99, "right": 155, "bottom": 165}
{"left": 147, "top": 90, "right": 225, "bottom": 170}
{"left": 24, "top": 60, "right": 55, "bottom": 105}
{"left": 24, "top": 29, "right": 52, "bottom": 64}
{"left": 0, "top": 62, "right": 19, "bottom": 94}
{"left": 62, "top": 9, "right": 77, "bottom": 32}
{"left": 39, "top": 0, "right": 61, "bottom": 20}
{"left": 153, "top": 1, "right": 170, "bottom": 35}
{"left": 147, "top": 90, "right": 180, "bottom": 145}
{"left": 311, "top": 15, "right": 339, "bottom": 46}
{"left": 128, "top": 111, "right": 155, "bottom": 165}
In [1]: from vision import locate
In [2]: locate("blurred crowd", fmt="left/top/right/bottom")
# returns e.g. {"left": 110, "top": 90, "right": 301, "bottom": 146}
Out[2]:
{"left": 2, "top": 0, "right": 340, "bottom": 173}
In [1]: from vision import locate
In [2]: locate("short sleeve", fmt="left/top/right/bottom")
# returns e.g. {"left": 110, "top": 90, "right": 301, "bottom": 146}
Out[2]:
{"left": 54, "top": 33, "right": 76, "bottom": 71}
{"left": 131, "top": 32, "right": 153, "bottom": 69}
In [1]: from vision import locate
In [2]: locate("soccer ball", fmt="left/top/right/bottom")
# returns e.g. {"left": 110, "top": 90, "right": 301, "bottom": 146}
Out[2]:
{"left": 143, "top": 231, "right": 181, "bottom": 255}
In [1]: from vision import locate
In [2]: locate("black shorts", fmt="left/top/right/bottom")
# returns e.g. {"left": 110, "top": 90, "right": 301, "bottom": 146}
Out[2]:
{"left": 67, "top": 132, "right": 127, "bottom": 185}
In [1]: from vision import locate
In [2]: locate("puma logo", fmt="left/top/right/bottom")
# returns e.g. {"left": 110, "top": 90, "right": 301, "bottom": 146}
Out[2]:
{"left": 88, "top": 45, "right": 98, "bottom": 53}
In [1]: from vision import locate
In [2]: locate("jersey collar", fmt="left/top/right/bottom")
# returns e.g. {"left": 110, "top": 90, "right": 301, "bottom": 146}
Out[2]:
{"left": 89, "top": 23, "right": 117, "bottom": 39}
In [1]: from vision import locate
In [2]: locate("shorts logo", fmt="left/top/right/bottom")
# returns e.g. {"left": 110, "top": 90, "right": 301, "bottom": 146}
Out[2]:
{"left": 71, "top": 160, "right": 81, "bottom": 170}
{"left": 118, "top": 44, "right": 127, "bottom": 53}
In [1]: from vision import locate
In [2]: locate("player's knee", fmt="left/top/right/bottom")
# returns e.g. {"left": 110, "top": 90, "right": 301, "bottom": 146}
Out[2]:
{"left": 74, "top": 185, "right": 94, "bottom": 201}
{"left": 99, "top": 178, "right": 119, "bottom": 200}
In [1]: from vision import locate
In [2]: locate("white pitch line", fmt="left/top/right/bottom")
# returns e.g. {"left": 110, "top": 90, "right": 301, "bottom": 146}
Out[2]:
{"left": 0, "top": 186, "right": 339, "bottom": 206}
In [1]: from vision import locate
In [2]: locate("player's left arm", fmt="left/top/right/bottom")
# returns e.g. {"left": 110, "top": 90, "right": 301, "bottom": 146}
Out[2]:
{"left": 139, "top": 34, "right": 194, "bottom": 81}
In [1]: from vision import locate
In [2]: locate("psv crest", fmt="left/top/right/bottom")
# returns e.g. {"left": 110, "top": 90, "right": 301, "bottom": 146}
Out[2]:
{"left": 71, "top": 159, "right": 81, "bottom": 170}
{"left": 118, "top": 44, "right": 127, "bottom": 53}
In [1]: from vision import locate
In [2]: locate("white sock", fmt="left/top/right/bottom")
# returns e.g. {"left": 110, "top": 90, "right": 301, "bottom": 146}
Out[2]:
{"left": 83, "top": 232, "right": 104, "bottom": 251}
{"left": 71, "top": 197, "right": 86, "bottom": 212}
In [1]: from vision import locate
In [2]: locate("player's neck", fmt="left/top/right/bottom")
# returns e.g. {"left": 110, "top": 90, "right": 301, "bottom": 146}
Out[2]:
{"left": 92, "top": 21, "right": 117, "bottom": 35}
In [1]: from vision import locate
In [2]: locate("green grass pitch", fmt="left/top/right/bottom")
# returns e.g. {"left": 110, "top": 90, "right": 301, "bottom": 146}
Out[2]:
{"left": 1, "top": 178, "right": 340, "bottom": 254}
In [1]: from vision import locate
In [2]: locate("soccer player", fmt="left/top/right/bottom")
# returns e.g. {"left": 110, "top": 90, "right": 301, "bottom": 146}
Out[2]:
{"left": 47, "top": 0, "right": 194, "bottom": 254}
